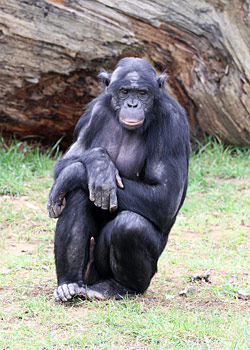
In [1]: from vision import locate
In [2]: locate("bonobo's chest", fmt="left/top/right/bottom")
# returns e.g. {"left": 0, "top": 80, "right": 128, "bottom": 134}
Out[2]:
{"left": 91, "top": 118, "right": 145, "bottom": 179}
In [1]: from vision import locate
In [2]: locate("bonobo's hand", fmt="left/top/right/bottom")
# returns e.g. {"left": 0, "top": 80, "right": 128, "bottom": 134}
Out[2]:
{"left": 47, "top": 162, "right": 86, "bottom": 218}
{"left": 84, "top": 148, "right": 124, "bottom": 212}
{"left": 47, "top": 184, "right": 67, "bottom": 218}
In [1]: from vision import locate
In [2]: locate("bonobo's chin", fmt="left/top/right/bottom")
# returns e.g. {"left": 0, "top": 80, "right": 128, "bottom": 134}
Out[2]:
{"left": 119, "top": 117, "right": 144, "bottom": 130}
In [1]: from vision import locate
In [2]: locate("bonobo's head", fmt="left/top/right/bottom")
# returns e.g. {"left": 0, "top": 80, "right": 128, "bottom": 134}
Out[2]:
{"left": 99, "top": 58, "right": 166, "bottom": 131}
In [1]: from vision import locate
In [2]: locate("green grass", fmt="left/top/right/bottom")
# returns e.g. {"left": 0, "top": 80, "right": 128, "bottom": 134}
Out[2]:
{"left": 0, "top": 136, "right": 249, "bottom": 349}
{"left": 0, "top": 135, "right": 61, "bottom": 195}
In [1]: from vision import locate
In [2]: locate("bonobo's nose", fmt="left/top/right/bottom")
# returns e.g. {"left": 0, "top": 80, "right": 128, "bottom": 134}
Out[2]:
{"left": 127, "top": 99, "right": 138, "bottom": 108}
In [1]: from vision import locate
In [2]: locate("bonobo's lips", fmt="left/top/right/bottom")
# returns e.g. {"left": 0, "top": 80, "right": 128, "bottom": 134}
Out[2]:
{"left": 119, "top": 118, "right": 144, "bottom": 129}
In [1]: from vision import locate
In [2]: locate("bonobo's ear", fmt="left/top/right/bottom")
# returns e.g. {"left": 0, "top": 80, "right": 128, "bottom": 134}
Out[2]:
{"left": 98, "top": 69, "right": 111, "bottom": 87}
{"left": 157, "top": 71, "right": 168, "bottom": 88}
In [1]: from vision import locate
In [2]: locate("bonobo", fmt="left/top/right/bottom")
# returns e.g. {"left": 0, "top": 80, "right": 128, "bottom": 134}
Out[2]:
{"left": 47, "top": 57, "right": 190, "bottom": 301}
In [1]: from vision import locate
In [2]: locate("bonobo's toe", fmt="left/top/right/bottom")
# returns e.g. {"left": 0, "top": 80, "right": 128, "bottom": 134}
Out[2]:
{"left": 85, "top": 287, "right": 106, "bottom": 300}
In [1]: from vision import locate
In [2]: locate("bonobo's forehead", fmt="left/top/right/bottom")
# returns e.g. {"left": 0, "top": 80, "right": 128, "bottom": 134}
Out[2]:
{"left": 124, "top": 71, "right": 140, "bottom": 87}
{"left": 111, "top": 58, "right": 157, "bottom": 83}
{"left": 110, "top": 68, "right": 141, "bottom": 84}
{"left": 110, "top": 62, "right": 158, "bottom": 91}
{"left": 117, "top": 57, "right": 156, "bottom": 74}
{"left": 125, "top": 71, "right": 140, "bottom": 81}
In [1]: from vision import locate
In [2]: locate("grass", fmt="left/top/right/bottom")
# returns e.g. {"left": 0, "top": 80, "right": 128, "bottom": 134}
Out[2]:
{"left": 0, "top": 136, "right": 249, "bottom": 349}
{"left": 0, "top": 135, "right": 61, "bottom": 196}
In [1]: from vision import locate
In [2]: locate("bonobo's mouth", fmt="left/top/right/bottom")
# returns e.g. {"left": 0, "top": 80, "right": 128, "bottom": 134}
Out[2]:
{"left": 119, "top": 118, "right": 144, "bottom": 129}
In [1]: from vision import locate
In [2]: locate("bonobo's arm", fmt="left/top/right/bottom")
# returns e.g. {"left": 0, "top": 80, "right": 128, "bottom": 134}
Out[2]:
{"left": 48, "top": 146, "right": 123, "bottom": 217}
{"left": 47, "top": 162, "right": 86, "bottom": 218}
{"left": 82, "top": 148, "right": 123, "bottom": 211}
{"left": 117, "top": 156, "right": 188, "bottom": 232}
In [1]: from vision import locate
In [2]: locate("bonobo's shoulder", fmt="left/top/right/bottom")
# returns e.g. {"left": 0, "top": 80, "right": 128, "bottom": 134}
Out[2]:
{"left": 161, "top": 94, "right": 189, "bottom": 131}
{"left": 157, "top": 93, "right": 190, "bottom": 156}
{"left": 73, "top": 94, "right": 110, "bottom": 141}
{"left": 164, "top": 94, "right": 186, "bottom": 117}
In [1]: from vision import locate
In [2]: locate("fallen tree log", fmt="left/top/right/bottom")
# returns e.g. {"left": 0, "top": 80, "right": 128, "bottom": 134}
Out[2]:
{"left": 0, "top": 0, "right": 249, "bottom": 147}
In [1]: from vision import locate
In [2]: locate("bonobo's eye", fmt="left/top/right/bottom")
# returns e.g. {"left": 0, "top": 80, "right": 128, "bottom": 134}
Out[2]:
{"left": 119, "top": 88, "right": 129, "bottom": 98}
{"left": 138, "top": 90, "right": 148, "bottom": 99}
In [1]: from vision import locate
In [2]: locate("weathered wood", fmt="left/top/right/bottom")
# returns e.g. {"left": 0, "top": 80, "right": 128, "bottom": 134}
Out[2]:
{"left": 0, "top": 0, "right": 249, "bottom": 146}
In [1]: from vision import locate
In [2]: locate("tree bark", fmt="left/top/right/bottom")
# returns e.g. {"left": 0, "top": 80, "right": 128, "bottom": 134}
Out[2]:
{"left": 0, "top": 0, "right": 249, "bottom": 147}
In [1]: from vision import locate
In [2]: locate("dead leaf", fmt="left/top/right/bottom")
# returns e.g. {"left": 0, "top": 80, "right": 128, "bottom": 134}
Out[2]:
{"left": 179, "top": 285, "right": 196, "bottom": 297}
{"left": 191, "top": 270, "right": 211, "bottom": 283}
{"left": 234, "top": 290, "right": 250, "bottom": 301}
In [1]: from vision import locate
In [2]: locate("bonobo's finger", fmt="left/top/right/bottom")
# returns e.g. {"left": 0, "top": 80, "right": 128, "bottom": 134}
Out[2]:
{"left": 52, "top": 204, "right": 61, "bottom": 218}
{"left": 116, "top": 173, "right": 124, "bottom": 189}
{"left": 47, "top": 202, "right": 58, "bottom": 218}
{"left": 94, "top": 186, "right": 102, "bottom": 208}
{"left": 62, "top": 197, "right": 66, "bottom": 208}
{"left": 47, "top": 200, "right": 66, "bottom": 219}
{"left": 54, "top": 198, "right": 66, "bottom": 217}
{"left": 101, "top": 187, "right": 110, "bottom": 210}
{"left": 47, "top": 202, "right": 55, "bottom": 218}
{"left": 109, "top": 188, "right": 118, "bottom": 212}
{"left": 54, "top": 203, "right": 63, "bottom": 217}
{"left": 88, "top": 183, "right": 95, "bottom": 202}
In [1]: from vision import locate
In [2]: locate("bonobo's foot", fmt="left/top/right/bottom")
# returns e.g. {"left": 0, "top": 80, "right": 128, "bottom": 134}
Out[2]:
{"left": 54, "top": 282, "right": 106, "bottom": 302}
{"left": 54, "top": 280, "right": 138, "bottom": 302}
{"left": 85, "top": 279, "right": 138, "bottom": 300}
{"left": 54, "top": 283, "right": 86, "bottom": 302}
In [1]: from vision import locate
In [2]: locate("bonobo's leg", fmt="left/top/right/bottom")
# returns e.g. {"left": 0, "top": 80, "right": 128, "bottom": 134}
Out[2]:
{"left": 86, "top": 211, "right": 162, "bottom": 299}
{"left": 54, "top": 189, "right": 97, "bottom": 302}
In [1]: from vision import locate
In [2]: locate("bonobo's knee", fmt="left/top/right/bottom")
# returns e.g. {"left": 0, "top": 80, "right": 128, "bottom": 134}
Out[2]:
{"left": 112, "top": 211, "right": 160, "bottom": 254}
{"left": 110, "top": 211, "right": 160, "bottom": 292}
{"left": 112, "top": 211, "right": 150, "bottom": 235}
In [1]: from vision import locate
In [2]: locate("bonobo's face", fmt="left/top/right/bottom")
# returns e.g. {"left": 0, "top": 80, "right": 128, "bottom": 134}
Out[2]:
{"left": 111, "top": 71, "right": 154, "bottom": 130}
{"left": 99, "top": 58, "right": 166, "bottom": 131}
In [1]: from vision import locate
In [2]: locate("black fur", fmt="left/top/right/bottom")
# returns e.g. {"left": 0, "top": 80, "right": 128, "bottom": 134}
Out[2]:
{"left": 47, "top": 57, "right": 190, "bottom": 300}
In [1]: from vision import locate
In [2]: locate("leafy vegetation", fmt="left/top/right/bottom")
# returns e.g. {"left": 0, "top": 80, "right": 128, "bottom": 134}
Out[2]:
{"left": 0, "top": 136, "right": 249, "bottom": 349}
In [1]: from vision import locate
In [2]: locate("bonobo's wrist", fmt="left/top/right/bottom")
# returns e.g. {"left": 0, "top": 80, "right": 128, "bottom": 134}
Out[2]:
{"left": 82, "top": 147, "right": 110, "bottom": 165}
